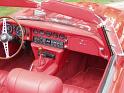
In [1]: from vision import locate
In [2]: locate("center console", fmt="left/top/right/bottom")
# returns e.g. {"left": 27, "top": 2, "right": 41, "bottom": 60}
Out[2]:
{"left": 31, "top": 42, "right": 65, "bottom": 75}
{"left": 31, "top": 28, "right": 68, "bottom": 74}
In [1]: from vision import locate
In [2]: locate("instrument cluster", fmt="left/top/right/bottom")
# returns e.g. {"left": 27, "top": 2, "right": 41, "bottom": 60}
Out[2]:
{"left": 33, "top": 29, "right": 67, "bottom": 40}
{"left": 6, "top": 23, "right": 26, "bottom": 36}
{"left": 32, "top": 29, "right": 67, "bottom": 49}
{"left": 5, "top": 23, "right": 67, "bottom": 49}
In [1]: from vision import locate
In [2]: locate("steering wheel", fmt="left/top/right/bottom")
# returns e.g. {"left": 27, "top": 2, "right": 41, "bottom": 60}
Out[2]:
{"left": 0, "top": 16, "right": 24, "bottom": 60}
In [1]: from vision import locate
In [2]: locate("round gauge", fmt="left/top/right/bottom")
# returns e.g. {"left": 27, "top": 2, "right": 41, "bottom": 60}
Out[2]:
{"left": 33, "top": 29, "right": 38, "bottom": 34}
{"left": 45, "top": 31, "right": 52, "bottom": 37}
{"left": 7, "top": 23, "right": 13, "bottom": 34}
{"left": 39, "top": 30, "right": 45, "bottom": 35}
{"left": 59, "top": 34, "right": 66, "bottom": 40}
{"left": 15, "top": 26, "right": 26, "bottom": 36}
{"left": 53, "top": 32, "right": 59, "bottom": 38}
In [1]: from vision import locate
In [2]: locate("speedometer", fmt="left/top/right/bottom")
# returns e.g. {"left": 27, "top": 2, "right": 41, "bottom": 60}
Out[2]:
{"left": 7, "top": 23, "right": 13, "bottom": 34}
{"left": 15, "top": 26, "right": 26, "bottom": 36}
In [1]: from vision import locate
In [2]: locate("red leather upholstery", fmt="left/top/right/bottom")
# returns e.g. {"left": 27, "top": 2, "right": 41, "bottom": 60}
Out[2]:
{"left": 0, "top": 69, "right": 89, "bottom": 93}
{"left": 0, "top": 70, "right": 8, "bottom": 87}
{"left": 0, "top": 70, "right": 8, "bottom": 93}
{"left": 63, "top": 84, "right": 88, "bottom": 93}
{"left": 6, "top": 68, "right": 63, "bottom": 93}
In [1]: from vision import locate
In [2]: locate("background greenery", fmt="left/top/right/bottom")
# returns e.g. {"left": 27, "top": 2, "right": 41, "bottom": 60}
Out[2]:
{"left": 65, "top": 0, "right": 110, "bottom": 3}
{"left": 0, "top": 0, "right": 110, "bottom": 16}
{"left": 0, "top": 7, "right": 19, "bottom": 16}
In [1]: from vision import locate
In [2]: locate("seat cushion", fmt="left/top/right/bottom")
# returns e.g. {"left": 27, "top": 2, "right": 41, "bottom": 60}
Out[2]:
{"left": 63, "top": 84, "right": 88, "bottom": 93}
{"left": 6, "top": 68, "right": 63, "bottom": 93}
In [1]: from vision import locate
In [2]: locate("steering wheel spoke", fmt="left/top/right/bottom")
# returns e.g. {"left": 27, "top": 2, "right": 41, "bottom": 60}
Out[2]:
{"left": 3, "top": 42, "right": 9, "bottom": 58}
{"left": 2, "top": 18, "right": 7, "bottom": 34}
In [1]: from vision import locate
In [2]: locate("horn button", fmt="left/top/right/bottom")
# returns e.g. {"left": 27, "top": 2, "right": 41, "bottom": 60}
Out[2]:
{"left": 0, "top": 33, "right": 12, "bottom": 43}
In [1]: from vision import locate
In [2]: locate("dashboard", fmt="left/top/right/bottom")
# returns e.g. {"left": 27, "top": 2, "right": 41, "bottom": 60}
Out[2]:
{"left": 2, "top": 21, "right": 107, "bottom": 58}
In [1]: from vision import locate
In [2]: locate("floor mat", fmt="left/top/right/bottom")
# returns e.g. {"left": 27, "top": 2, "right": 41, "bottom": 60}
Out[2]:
{"left": 0, "top": 49, "right": 34, "bottom": 71}
{"left": 64, "top": 68, "right": 104, "bottom": 93}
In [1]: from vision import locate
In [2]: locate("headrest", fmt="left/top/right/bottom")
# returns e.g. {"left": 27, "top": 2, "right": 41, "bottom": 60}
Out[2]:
{"left": 6, "top": 68, "right": 63, "bottom": 93}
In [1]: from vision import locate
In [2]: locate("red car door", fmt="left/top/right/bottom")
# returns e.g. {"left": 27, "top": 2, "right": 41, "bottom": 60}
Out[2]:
{"left": 109, "top": 55, "right": 124, "bottom": 93}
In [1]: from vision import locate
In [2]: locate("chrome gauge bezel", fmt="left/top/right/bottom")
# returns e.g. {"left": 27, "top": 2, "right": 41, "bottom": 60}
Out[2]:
{"left": 7, "top": 23, "right": 13, "bottom": 34}
{"left": 15, "top": 26, "right": 26, "bottom": 37}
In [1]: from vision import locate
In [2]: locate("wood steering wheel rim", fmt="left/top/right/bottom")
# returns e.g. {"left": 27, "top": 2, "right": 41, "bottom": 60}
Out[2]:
{"left": 0, "top": 16, "right": 24, "bottom": 60}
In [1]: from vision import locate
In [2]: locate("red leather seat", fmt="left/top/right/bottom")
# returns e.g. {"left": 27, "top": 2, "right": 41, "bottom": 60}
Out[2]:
{"left": 0, "top": 70, "right": 8, "bottom": 93}
{"left": 0, "top": 70, "right": 8, "bottom": 87}
{"left": 0, "top": 69, "right": 89, "bottom": 93}
{"left": 6, "top": 68, "right": 63, "bottom": 93}
{"left": 63, "top": 84, "right": 88, "bottom": 93}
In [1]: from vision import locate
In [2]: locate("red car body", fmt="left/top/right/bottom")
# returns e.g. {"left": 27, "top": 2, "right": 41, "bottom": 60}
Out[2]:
{"left": 0, "top": 0, "right": 124, "bottom": 93}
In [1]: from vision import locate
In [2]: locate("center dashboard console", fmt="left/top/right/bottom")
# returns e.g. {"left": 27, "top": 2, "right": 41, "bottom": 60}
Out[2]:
{"left": 32, "top": 28, "right": 67, "bottom": 49}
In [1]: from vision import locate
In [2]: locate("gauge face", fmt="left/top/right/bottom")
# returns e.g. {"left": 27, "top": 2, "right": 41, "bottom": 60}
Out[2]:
{"left": 59, "top": 34, "right": 66, "bottom": 40}
{"left": 7, "top": 23, "right": 13, "bottom": 34}
{"left": 53, "top": 32, "right": 59, "bottom": 38}
{"left": 15, "top": 26, "right": 25, "bottom": 36}
{"left": 39, "top": 30, "right": 45, "bottom": 35}
{"left": 33, "top": 29, "right": 38, "bottom": 34}
{"left": 45, "top": 31, "right": 52, "bottom": 37}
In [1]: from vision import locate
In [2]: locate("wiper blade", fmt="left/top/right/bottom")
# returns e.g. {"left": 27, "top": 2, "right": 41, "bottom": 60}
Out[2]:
{"left": 15, "top": 16, "right": 43, "bottom": 21}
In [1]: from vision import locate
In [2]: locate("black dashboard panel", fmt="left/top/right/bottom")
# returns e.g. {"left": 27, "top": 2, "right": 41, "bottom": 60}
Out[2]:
{"left": 33, "top": 36, "right": 64, "bottom": 49}
{"left": 32, "top": 29, "right": 67, "bottom": 49}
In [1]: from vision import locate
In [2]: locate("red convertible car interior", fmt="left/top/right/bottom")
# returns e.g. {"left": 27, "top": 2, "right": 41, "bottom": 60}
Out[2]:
{"left": 0, "top": 0, "right": 124, "bottom": 93}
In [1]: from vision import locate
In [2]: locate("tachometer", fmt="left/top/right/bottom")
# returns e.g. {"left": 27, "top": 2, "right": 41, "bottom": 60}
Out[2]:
{"left": 7, "top": 23, "right": 13, "bottom": 34}
{"left": 15, "top": 26, "right": 26, "bottom": 36}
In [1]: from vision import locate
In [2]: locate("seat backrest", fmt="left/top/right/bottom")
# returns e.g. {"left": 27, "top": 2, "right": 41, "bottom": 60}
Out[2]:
{"left": 6, "top": 68, "right": 63, "bottom": 93}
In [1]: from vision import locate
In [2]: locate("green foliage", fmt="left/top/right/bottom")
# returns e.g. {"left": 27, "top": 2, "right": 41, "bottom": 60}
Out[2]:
{"left": 0, "top": 7, "right": 18, "bottom": 16}
{"left": 92, "top": 0, "right": 110, "bottom": 3}
{"left": 65, "top": 0, "right": 81, "bottom": 2}
{"left": 65, "top": 0, "right": 110, "bottom": 3}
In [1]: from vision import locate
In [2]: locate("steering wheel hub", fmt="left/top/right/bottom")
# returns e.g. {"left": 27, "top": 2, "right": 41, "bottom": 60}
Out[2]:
{"left": 0, "top": 33, "right": 10, "bottom": 42}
